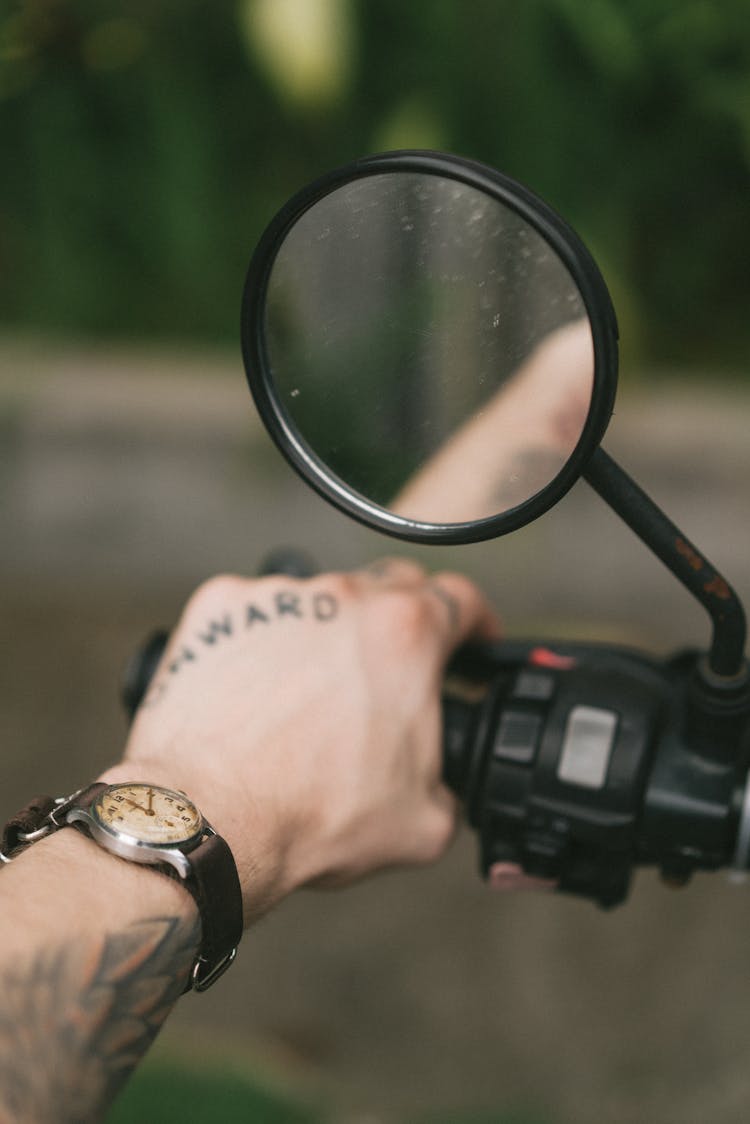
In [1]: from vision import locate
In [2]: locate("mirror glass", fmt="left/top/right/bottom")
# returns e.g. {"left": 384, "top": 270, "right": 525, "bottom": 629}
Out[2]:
{"left": 261, "top": 172, "right": 595, "bottom": 524}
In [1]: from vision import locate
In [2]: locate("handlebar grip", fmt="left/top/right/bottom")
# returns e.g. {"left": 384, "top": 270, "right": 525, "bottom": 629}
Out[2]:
{"left": 442, "top": 692, "right": 477, "bottom": 798}
{"left": 258, "top": 547, "right": 318, "bottom": 578}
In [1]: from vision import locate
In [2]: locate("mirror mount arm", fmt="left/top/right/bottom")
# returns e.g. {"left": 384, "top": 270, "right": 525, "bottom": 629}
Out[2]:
{"left": 583, "top": 447, "right": 748, "bottom": 689}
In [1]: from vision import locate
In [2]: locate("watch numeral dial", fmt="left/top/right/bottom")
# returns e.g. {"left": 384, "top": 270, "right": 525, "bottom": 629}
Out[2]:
{"left": 93, "top": 784, "right": 202, "bottom": 845}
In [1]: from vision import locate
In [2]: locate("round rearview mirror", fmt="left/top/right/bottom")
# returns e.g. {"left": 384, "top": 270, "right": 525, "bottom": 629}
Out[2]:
{"left": 242, "top": 151, "right": 618, "bottom": 544}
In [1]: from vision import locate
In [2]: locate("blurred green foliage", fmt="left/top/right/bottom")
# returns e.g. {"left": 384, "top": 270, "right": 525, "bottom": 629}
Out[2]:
{"left": 0, "top": 0, "right": 748, "bottom": 367}
{"left": 105, "top": 1058, "right": 320, "bottom": 1124}
{"left": 104, "top": 1053, "right": 551, "bottom": 1124}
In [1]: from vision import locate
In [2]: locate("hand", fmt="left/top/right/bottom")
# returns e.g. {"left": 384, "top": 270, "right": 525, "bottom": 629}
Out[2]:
{"left": 101, "top": 561, "right": 501, "bottom": 922}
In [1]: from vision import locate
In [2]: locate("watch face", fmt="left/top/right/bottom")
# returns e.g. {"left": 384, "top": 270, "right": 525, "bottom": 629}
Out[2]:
{"left": 92, "top": 783, "right": 203, "bottom": 847}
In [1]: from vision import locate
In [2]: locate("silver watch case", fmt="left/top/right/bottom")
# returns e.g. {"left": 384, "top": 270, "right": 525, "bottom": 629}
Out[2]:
{"left": 66, "top": 799, "right": 210, "bottom": 880}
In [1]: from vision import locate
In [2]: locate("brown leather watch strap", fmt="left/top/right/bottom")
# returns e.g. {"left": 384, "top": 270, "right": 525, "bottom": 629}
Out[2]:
{"left": 55, "top": 784, "right": 108, "bottom": 821}
{"left": 2, "top": 795, "right": 57, "bottom": 858}
{"left": 1, "top": 785, "right": 107, "bottom": 861}
{"left": 183, "top": 832, "right": 243, "bottom": 991}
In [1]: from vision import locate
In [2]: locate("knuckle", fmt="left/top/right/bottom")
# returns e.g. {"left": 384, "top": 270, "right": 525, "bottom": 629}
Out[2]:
{"left": 374, "top": 556, "right": 427, "bottom": 580}
{"left": 431, "top": 570, "right": 477, "bottom": 602}
{"left": 414, "top": 808, "right": 456, "bottom": 864}
{"left": 377, "top": 588, "right": 434, "bottom": 647}
{"left": 320, "top": 571, "right": 359, "bottom": 602}
{"left": 186, "top": 573, "right": 245, "bottom": 612}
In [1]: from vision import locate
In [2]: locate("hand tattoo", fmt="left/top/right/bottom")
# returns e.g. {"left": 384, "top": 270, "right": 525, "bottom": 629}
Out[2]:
{"left": 142, "top": 587, "right": 339, "bottom": 709}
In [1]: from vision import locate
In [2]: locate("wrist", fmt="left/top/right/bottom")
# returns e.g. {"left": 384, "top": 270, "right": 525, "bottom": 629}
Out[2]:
{"left": 96, "top": 762, "right": 305, "bottom": 921}
{"left": 1, "top": 823, "right": 198, "bottom": 961}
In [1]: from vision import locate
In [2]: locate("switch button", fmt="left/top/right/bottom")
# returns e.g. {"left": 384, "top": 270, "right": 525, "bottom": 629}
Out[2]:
{"left": 493, "top": 710, "right": 542, "bottom": 766}
{"left": 557, "top": 705, "right": 618, "bottom": 790}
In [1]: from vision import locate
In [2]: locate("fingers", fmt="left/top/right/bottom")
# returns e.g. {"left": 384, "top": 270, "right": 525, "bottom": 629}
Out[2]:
{"left": 361, "top": 556, "right": 428, "bottom": 585}
{"left": 186, "top": 562, "right": 502, "bottom": 661}
{"left": 488, "top": 862, "right": 557, "bottom": 893}
{"left": 357, "top": 556, "right": 502, "bottom": 660}
{"left": 185, "top": 559, "right": 499, "bottom": 669}
{"left": 427, "top": 570, "right": 503, "bottom": 657}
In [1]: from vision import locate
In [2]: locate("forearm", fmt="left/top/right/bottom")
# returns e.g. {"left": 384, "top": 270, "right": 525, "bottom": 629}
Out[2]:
{"left": 0, "top": 827, "right": 199, "bottom": 1124}
{"left": 0, "top": 564, "right": 498, "bottom": 1122}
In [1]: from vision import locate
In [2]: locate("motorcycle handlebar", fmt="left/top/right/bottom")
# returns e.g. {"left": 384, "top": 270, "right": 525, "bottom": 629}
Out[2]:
{"left": 121, "top": 557, "right": 750, "bottom": 909}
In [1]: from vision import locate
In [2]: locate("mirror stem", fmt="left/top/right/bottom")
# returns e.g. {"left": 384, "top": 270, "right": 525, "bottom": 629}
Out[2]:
{"left": 583, "top": 447, "right": 747, "bottom": 682}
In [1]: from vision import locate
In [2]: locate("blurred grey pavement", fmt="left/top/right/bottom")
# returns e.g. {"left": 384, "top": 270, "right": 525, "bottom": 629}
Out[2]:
{"left": 1, "top": 335, "right": 750, "bottom": 1123}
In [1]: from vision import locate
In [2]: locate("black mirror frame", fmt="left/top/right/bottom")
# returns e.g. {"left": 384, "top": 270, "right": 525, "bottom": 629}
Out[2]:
{"left": 241, "top": 150, "right": 619, "bottom": 545}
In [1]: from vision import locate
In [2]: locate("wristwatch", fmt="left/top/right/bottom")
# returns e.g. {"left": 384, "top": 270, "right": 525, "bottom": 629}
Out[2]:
{"left": 0, "top": 781, "right": 243, "bottom": 992}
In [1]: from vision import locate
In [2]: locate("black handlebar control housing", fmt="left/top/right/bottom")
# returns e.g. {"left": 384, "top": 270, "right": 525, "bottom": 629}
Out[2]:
{"left": 444, "top": 641, "right": 750, "bottom": 908}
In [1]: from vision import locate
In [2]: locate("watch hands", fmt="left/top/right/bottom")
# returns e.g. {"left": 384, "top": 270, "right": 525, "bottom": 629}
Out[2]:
{"left": 123, "top": 795, "right": 156, "bottom": 816}
{"left": 123, "top": 797, "right": 147, "bottom": 812}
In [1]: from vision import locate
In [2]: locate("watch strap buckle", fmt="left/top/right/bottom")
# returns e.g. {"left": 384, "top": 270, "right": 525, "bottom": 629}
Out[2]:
{"left": 191, "top": 946, "right": 238, "bottom": 992}
{"left": 18, "top": 794, "right": 74, "bottom": 842}
{"left": 2, "top": 785, "right": 107, "bottom": 862}
{"left": 2, "top": 794, "right": 59, "bottom": 861}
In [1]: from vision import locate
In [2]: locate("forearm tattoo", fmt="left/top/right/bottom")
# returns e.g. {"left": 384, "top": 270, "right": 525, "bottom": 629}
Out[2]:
{"left": 143, "top": 587, "right": 339, "bottom": 708}
{"left": 0, "top": 913, "right": 200, "bottom": 1124}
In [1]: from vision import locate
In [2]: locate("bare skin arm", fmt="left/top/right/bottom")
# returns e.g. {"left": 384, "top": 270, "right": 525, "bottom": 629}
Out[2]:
{"left": 0, "top": 830, "right": 198, "bottom": 1124}
{"left": 393, "top": 318, "right": 595, "bottom": 522}
{"left": 0, "top": 562, "right": 501, "bottom": 1123}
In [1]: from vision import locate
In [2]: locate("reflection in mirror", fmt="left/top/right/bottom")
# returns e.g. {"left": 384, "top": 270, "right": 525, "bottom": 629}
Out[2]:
{"left": 262, "top": 171, "right": 595, "bottom": 525}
